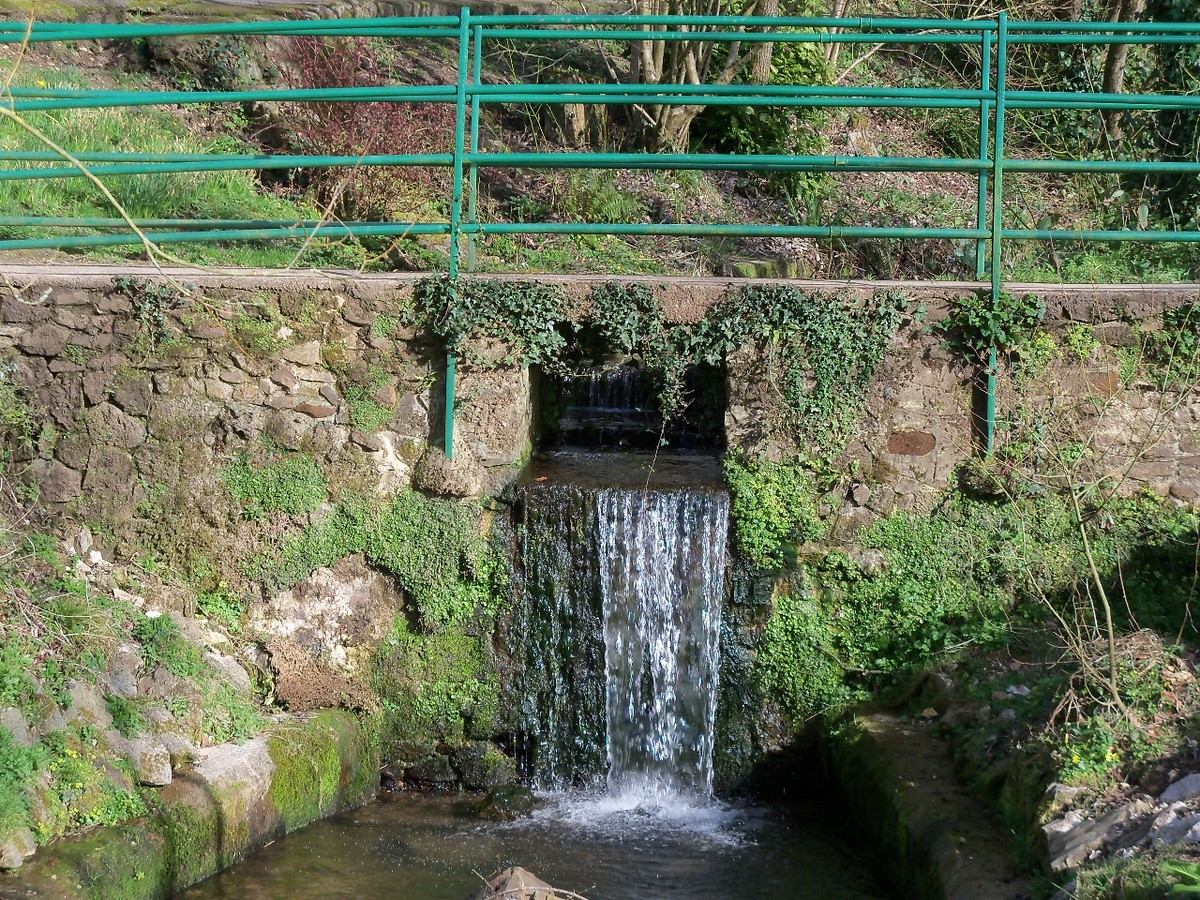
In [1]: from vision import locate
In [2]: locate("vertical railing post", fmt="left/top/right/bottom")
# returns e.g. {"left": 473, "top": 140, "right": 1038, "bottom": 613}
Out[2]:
{"left": 975, "top": 28, "right": 992, "bottom": 282}
{"left": 985, "top": 11, "right": 1009, "bottom": 456}
{"left": 445, "top": 6, "right": 471, "bottom": 460}
{"left": 466, "top": 22, "right": 483, "bottom": 272}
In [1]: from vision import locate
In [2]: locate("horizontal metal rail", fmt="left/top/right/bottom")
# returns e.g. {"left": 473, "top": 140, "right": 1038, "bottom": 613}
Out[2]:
{"left": 0, "top": 8, "right": 1198, "bottom": 457}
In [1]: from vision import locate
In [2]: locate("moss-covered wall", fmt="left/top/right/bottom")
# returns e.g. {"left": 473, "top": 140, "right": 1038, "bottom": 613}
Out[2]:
{"left": 8, "top": 710, "right": 378, "bottom": 899}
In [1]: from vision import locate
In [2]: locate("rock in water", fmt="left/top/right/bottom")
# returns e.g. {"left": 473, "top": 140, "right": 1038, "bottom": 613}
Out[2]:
{"left": 473, "top": 784, "right": 536, "bottom": 821}
{"left": 470, "top": 866, "right": 558, "bottom": 900}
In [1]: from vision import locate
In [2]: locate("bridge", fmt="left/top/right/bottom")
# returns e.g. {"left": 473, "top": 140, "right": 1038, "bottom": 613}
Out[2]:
{"left": 1, "top": 9, "right": 1198, "bottom": 456}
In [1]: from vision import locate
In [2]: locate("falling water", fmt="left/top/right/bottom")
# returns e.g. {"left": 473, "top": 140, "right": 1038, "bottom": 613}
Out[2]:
{"left": 598, "top": 489, "right": 727, "bottom": 799}
{"left": 512, "top": 453, "right": 729, "bottom": 801}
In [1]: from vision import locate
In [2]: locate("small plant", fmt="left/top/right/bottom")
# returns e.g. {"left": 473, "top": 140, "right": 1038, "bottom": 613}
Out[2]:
{"left": 114, "top": 277, "right": 185, "bottom": 353}
{"left": 196, "top": 581, "right": 244, "bottom": 633}
{"left": 132, "top": 613, "right": 204, "bottom": 679}
{"left": 223, "top": 453, "right": 327, "bottom": 518}
{"left": 1066, "top": 324, "right": 1100, "bottom": 361}
{"left": 942, "top": 291, "right": 1046, "bottom": 359}
{"left": 105, "top": 694, "right": 145, "bottom": 739}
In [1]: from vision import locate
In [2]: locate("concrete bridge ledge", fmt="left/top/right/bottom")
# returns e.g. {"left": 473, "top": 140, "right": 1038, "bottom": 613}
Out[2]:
{"left": 1, "top": 263, "right": 1196, "bottom": 325}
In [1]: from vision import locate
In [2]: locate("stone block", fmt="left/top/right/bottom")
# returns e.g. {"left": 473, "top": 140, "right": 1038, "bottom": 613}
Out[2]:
{"left": 887, "top": 431, "right": 936, "bottom": 456}
{"left": 29, "top": 458, "right": 82, "bottom": 504}
{"left": 18, "top": 323, "right": 69, "bottom": 356}
{"left": 87, "top": 402, "right": 147, "bottom": 449}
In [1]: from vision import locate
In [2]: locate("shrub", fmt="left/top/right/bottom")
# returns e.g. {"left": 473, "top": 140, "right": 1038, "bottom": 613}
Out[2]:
{"left": 282, "top": 36, "right": 454, "bottom": 222}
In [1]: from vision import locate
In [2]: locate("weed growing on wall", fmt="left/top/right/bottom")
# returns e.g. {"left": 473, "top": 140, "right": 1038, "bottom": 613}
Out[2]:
{"left": 223, "top": 453, "right": 328, "bottom": 519}
{"left": 412, "top": 277, "right": 906, "bottom": 450}
{"left": 724, "top": 453, "right": 824, "bottom": 570}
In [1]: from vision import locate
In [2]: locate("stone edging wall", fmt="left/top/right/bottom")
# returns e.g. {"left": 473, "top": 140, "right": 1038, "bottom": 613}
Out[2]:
{"left": 821, "top": 712, "right": 1032, "bottom": 900}
{"left": 6, "top": 710, "right": 379, "bottom": 900}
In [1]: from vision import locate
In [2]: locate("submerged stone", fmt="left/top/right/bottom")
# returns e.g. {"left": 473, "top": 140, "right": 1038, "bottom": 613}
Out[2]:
{"left": 473, "top": 785, "right": 536, "bottom": 822}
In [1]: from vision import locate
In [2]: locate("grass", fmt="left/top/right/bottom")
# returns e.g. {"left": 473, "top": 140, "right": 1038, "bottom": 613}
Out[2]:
{"left": 0, "top": 63, "right": 367, "bottom": 269}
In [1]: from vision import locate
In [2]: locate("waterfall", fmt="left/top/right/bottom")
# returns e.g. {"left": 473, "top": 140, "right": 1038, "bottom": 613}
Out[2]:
{"left": 513, "top": 463, "right": 729, "bottom": 798}
{"left": 599, "top": 489, "right": 727, "bottom": 798}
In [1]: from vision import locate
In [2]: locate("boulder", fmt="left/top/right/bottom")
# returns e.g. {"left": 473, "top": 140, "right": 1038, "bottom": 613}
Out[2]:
{"left": 473, "top": 785, "right": 536, "bottom": 822}
{"left": 0, "top": 827, "right": 37, "bottom": 870}
{"left": 129, "top": 736, "right": 173, "bottom": 786}
{"left": 413, "top": 449, "right": 485, "bottom": 500}
{"left": 1161, "top": 773, "right": 1200, "bottom": 805}
{"left": 0, "top": 707, "right": 34, "bottom": 748}
{"left": 453, "top": 742, "right": 517, "bottom": 791}
{"left": 28, "top": 459, "right": 81, "bottom": 504}
{"left": 470, "top": 866, "right": 558, "bottom": 900}
{"left": 250, "top": 556, "right": 402, "bottom": 674}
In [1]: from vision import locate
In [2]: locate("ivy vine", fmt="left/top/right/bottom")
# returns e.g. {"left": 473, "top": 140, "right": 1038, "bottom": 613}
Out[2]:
{"left": 409, "top": 275, "right": 907, "bottom": 454}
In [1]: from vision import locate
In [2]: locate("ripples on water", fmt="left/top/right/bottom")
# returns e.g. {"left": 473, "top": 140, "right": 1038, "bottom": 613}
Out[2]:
{"left": 180, "top": 788, "right": 892, "bottom": 900}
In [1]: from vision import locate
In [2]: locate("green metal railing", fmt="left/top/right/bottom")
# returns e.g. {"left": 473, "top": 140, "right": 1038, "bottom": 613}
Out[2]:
{"left": 1, "top": 11, "right": 1199, "bottom": 457}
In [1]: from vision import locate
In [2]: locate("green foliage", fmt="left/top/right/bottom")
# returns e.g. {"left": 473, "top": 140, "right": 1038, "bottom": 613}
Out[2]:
{"left": 411, "top": 276, "right": 568, "bottom": 368}
{"left": 1143, "top": 304, "right": 1200, "bottom": 385}
{"left": 1166, "top": 861, "right": 1200, "bottom": 895}
{"left": 724, "top": 453, "right": 824, "bottom": 570}
{"left": 559, "top": 171, "right": 645, "bottom": 223}
{"left": 755, "top": 592, "right": 853, "bottom": 723}
{"left": 200, "top": 682, "right": 263, "bottom": 744}
{"left": 0, "top": 362, "right": 38, "bottom": 450}
{"left": 131, "top": 614, "right": 204, "bottom": 679}
{"left": 1015, "top": 331, "right": 1059, "bottom": 381}
{"left": 0, "top": 725, "right": 43, "bottom": 836}
{"left": 223, "top": 453, "right": 327, "bottom": 519}
{"left": 412, "top": 278, "right": 904, "bottom": 452}
{"left": 695, "top": 285, "right": 906, "bottom": 452}
{"left": 0, "top": 64, "right": 349, "bottom": 268}
{"left": 250, "top": 491, "right": 491, "bottom": 631}
{"left": 38, "top": 728, "right": 148, "bottom": 838}
{"left": 372, "top": 618, "right": 499, "bottom": 746}
{"left": 105, "top": 695, "right": 145, "bottom": 739}
{"left": 691, "top": 38, "right": 831, "bottom": 202}
{"left": 0, "top": 635, "right": 36, "bottom": 713}
{"left": 942, "top": 291, "right": 1045, "bottom": 358}
{"left": 1066, "top": 324, "right": 1100, "bottom": 361}
{"left": 114, "top": 277, "right": 184, "bottom": 353}
{"left": 195, "top": 582, "right": 244, "bottom": 633}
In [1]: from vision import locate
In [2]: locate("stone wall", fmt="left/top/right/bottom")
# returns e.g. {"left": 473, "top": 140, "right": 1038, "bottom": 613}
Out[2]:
{"left": 4, "top": 266, "right": 1200, "bottom": 529}
{"left": 1, "top": 270, "right": 534, "bottom": 530}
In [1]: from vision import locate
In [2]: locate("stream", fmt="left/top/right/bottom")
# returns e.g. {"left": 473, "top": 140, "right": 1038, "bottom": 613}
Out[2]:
{"left": 180, "top": 788, "right": 893, "bottom": 899}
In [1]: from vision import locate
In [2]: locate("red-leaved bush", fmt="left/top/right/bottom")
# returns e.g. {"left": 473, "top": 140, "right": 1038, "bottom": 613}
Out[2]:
{"left": 283, "top": 36, "right": 454, "bottom": 222}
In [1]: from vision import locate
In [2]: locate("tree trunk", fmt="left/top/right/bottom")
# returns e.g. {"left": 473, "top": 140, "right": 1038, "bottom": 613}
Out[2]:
{"left": 1101, "top": 0, "right": 1148, "bottom": 144}
{"left": 749, "top": 0, "right": 779, "bottom": 84}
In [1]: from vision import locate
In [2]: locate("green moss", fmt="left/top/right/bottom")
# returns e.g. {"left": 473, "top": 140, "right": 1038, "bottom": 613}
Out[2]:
{"left": 28, "top": 822, "right": 168, "bottom": 900}
{"left": 267, "top": 713, "right": 346, "bottom": 832}
{"left": 372, "top": 619, "right": 499, "bottom": 748}
{"left": 223, "top": 453, "right": 327, "bottom": 518}
{"left": 251, "top": 490, "right": 493, "bottom": 631}
{"left": 158, "top": 797, "right": 219, "bottom": 892}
